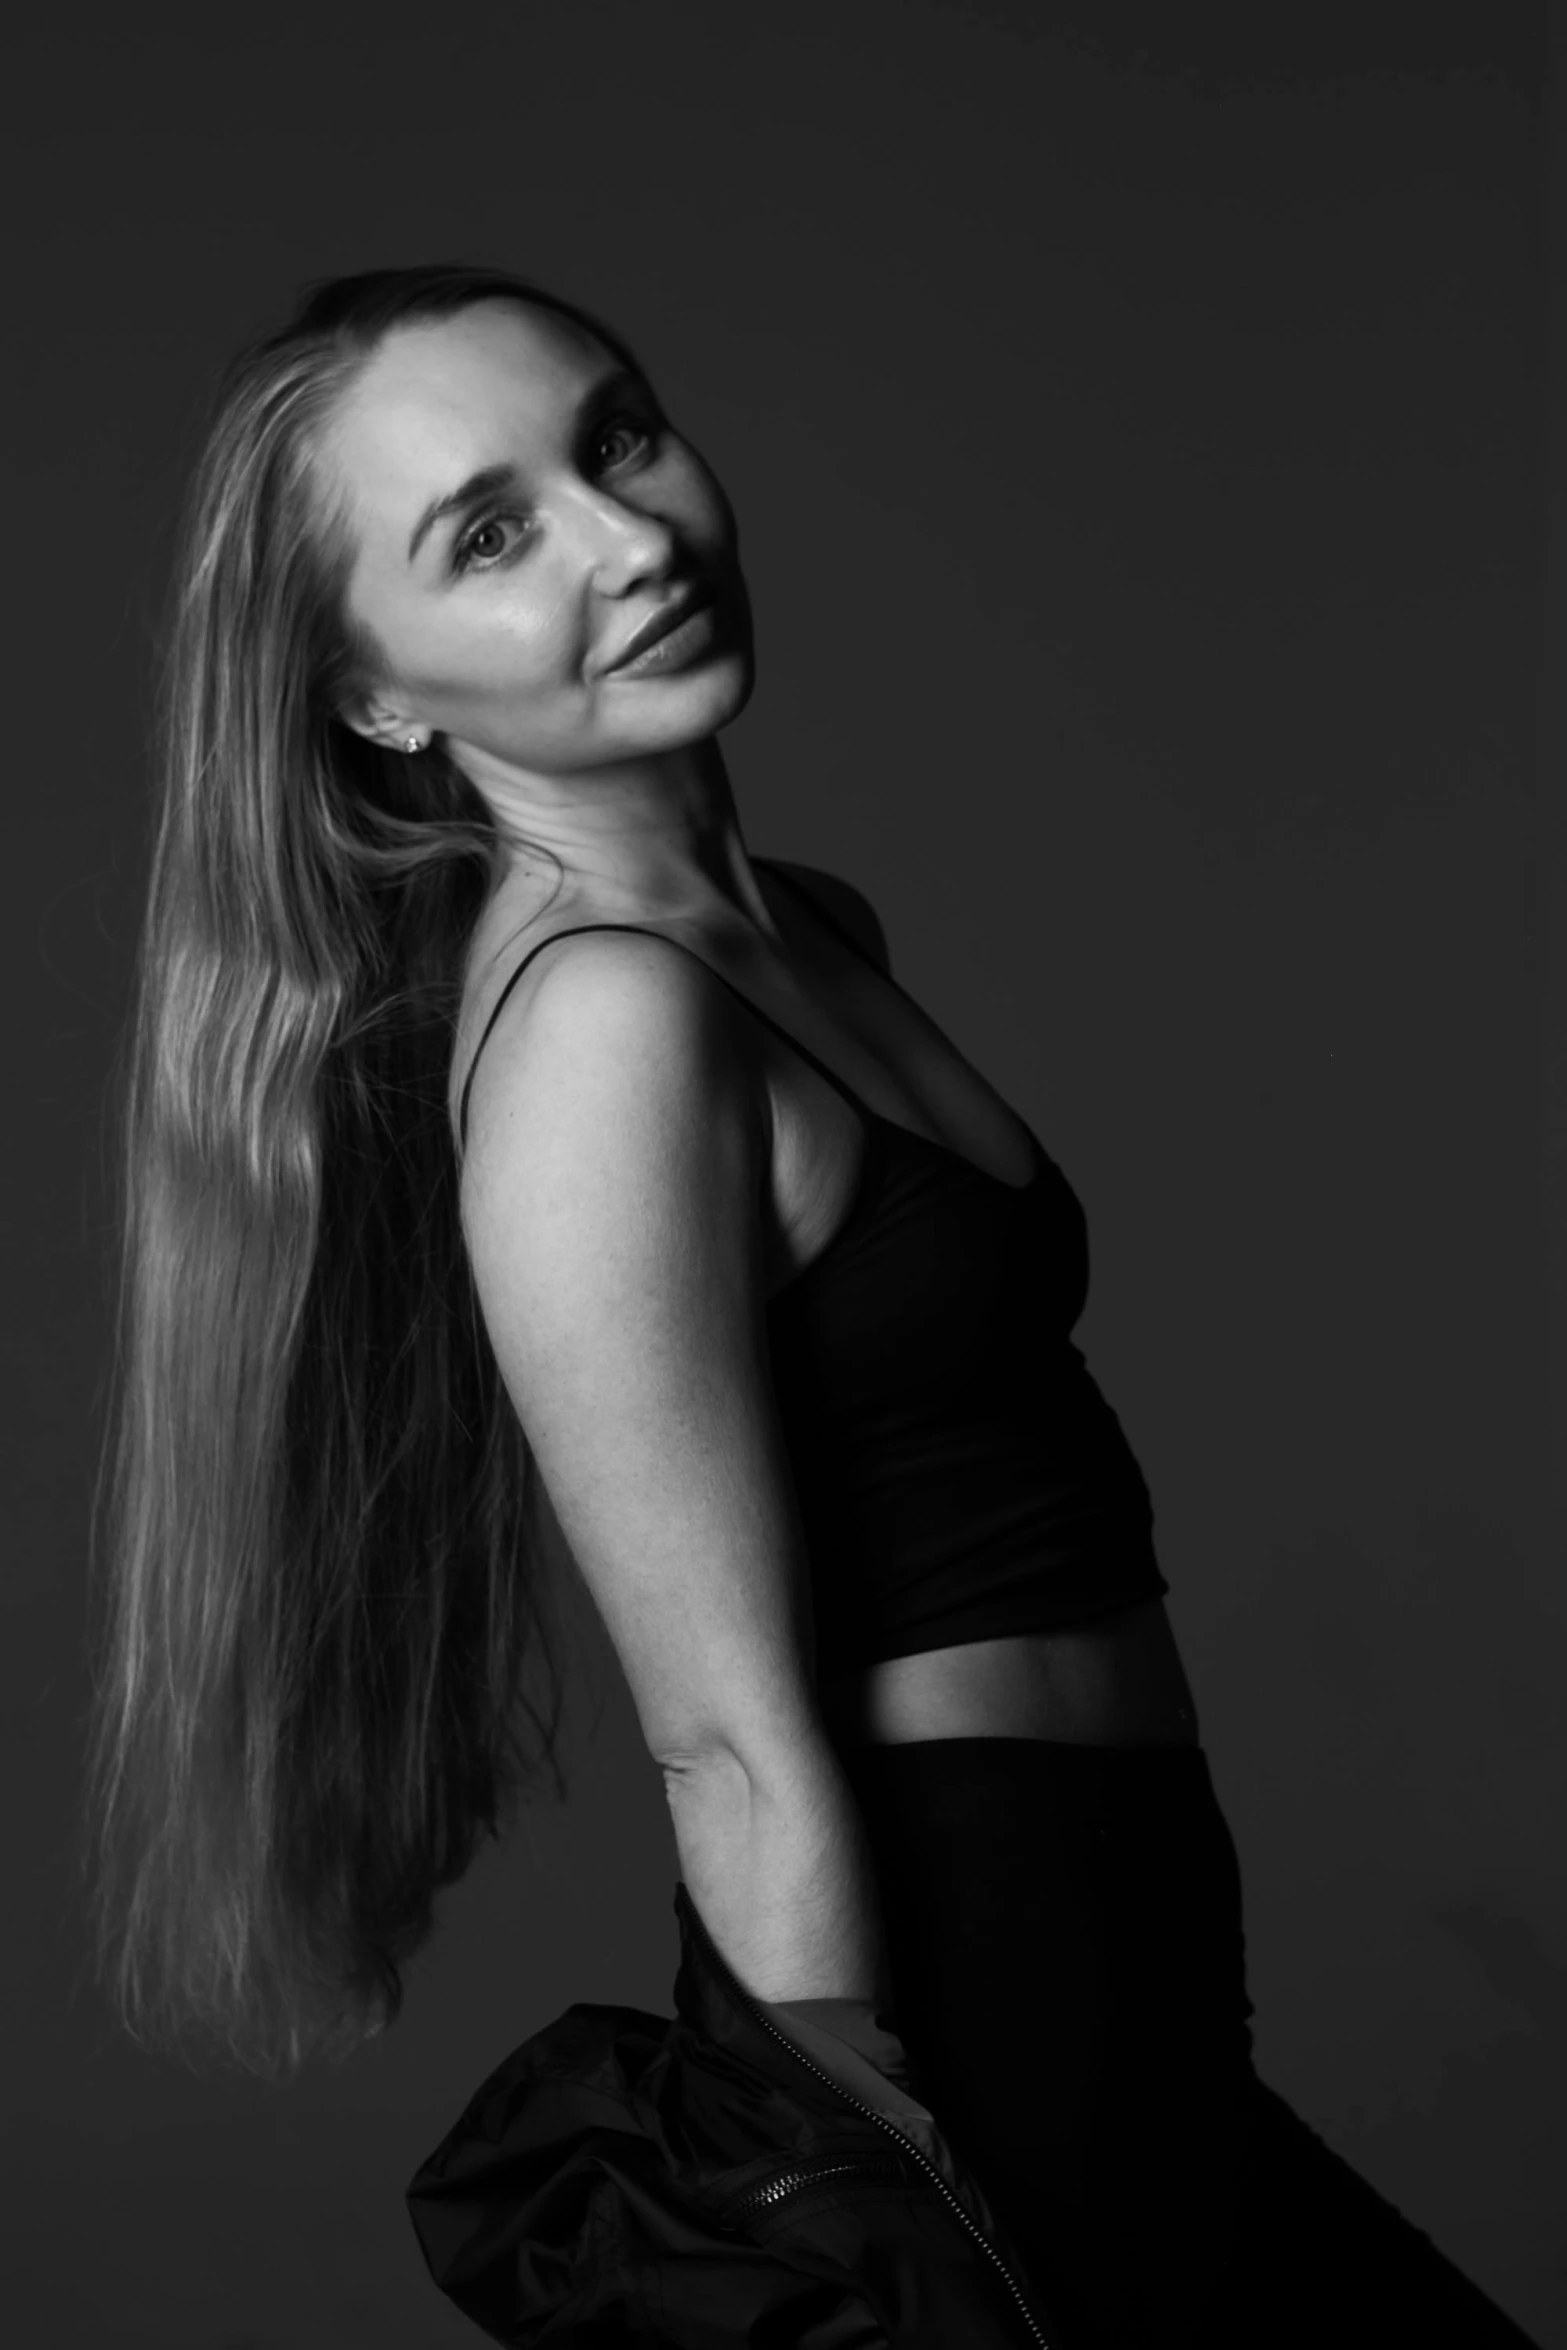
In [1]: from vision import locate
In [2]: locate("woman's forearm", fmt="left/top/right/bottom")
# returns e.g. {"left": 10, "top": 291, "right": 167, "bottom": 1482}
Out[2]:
{"left": 662, "top": 1740, "right": 893, "bottom": 2007}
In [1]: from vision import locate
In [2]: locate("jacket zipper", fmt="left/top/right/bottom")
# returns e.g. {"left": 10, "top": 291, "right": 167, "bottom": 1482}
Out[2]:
{"left": 719, "top": 2147, "right": 912, "bottom": 2225}
{"left": 692, "top": 1918, "right": 1050, "bottom": 2348}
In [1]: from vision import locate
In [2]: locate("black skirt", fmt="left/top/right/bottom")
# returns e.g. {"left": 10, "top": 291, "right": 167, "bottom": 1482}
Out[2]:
{"left": 839, "top": 1735, "right": 1538, "bottom": 2350}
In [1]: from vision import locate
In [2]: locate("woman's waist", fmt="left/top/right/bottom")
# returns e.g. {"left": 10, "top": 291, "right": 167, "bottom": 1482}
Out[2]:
{"left": 818, "top": 1598, "right": 1199, "bottom": 1754}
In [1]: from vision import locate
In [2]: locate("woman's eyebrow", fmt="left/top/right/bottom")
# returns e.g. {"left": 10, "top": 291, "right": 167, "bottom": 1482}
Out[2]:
{"left": 405, "top": 366, "right": 646, "bottom": 565}
{"left": 406, "top": 462, "right": 517, "bottom": 566}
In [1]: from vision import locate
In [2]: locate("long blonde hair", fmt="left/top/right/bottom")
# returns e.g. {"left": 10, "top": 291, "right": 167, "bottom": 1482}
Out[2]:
{"left": 80, "top": 265, "right": 644, "bottom": 2078}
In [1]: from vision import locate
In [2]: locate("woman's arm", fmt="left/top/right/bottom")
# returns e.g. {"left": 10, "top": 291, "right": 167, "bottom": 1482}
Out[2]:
{"left": 460, "top": 926, "right": 892, "bottom": 2005}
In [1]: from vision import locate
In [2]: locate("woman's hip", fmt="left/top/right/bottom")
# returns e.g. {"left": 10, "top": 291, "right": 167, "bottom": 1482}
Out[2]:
{"left": 841, "top": 1733, "right": 1257, "bottom": 2344}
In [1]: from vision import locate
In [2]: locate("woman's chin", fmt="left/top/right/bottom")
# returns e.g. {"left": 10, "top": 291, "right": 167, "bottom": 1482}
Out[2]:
{"left": 612, "top": 645, "right": 756, "bottom": 748}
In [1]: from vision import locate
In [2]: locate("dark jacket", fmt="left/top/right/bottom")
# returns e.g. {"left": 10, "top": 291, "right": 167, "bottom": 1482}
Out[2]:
{"left": 406, "top": 1881, "right": 1063, "bottom": 2347}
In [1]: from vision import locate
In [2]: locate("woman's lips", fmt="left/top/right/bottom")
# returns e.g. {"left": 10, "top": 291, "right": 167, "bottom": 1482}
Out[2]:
{"left": 604, "top": 595, "right": 723, "bottom": 677}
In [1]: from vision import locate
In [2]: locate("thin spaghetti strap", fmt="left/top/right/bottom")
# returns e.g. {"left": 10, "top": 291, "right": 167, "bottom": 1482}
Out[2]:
{"left": 458, "top": 918, "right": 876, "bottom": 1150}
{"left": 762, "top": 859, "right": 942, "bottom": 1038}
{"left": 459, "top": 924, "right": 653, "bottom": 1147}
{"left": 759, "top": 858, "right": 882, "bottom": 970}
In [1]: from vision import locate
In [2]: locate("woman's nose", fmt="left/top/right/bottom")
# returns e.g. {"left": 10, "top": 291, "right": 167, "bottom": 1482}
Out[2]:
{"left": 568, "top": 482, "right": 677, "bottom": 592}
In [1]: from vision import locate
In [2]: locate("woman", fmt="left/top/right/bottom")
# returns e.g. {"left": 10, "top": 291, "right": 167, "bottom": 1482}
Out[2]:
{"left": 83, "top": 263, "right": 1538, "bottom": 2347}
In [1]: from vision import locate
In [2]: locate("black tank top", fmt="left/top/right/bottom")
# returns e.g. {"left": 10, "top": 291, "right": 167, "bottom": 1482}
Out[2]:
{"left": 457, "top": 862, "right": 1167, "bottom": 1681}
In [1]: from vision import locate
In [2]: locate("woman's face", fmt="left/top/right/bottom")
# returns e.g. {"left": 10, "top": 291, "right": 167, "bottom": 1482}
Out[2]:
{"left": 321, "top": 299, "right": 753, "bottom": 777}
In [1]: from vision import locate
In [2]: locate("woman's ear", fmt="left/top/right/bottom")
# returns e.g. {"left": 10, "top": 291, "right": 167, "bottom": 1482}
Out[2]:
{"left": 337, "top": 692, "right": 425, "bottom": 754}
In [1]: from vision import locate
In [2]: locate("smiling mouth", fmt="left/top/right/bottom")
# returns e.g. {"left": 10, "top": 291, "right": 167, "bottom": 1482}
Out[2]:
{"left": 604, "top": 594, "right": 723, "bottom": 677}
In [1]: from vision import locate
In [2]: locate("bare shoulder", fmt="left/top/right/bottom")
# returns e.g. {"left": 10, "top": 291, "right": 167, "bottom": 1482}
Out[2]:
{"left": 460, "top": 925, "right": 770, "bottom": 1215}
{"left": 452, "top": 924, "right": 821, "bottom": 1775}
{"left": 766, "top": 860, "right": 893, "bottom": 976}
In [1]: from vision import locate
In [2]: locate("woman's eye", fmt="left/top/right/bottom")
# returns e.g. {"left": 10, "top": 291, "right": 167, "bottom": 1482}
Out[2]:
{"left": 594, "top": 416, "right": 656, "bottom": 469}
{"left": 452, "top": 514, "right": 529, "bottom": 573}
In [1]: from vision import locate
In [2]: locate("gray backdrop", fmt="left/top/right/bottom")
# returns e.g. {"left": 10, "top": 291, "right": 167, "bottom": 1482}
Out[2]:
{"left": 5, "top": 3, "right": 1557, "bottom": 2344}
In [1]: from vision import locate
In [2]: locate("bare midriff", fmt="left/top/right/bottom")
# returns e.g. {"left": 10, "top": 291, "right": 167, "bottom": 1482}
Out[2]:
{"left": 817, "top": 1597, "right": 1200, "bottom": 1754}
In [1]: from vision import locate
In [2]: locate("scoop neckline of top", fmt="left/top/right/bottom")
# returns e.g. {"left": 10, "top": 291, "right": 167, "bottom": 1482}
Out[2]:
{"left": 843, "top": 1094, "right": 1044, "bottom": 1194}
{"left": 459, "top": 857, "right": 1044, "bottom": 1199}
{"left": 754, "top": 858, "right": 1046, "bottom": 1199}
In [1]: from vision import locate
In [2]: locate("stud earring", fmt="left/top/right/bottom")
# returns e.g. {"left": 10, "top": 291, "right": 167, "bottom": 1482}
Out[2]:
{"left": 404, "top": 734, "right": 423, "bottom": 755}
